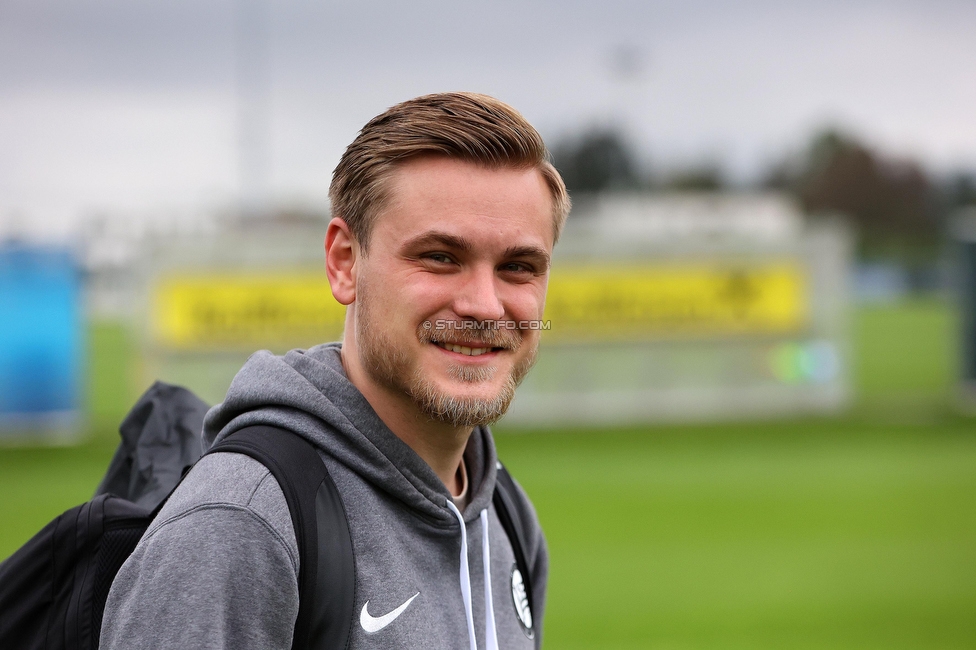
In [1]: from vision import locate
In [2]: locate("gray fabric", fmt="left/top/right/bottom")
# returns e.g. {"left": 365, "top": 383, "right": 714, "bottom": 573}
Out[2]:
{"left": 100, "top": 343, "right": 548, "bottom": 649}
{"left": 100, "top": 452, "right": 299, "bottom": 649}
{"left": 95, "top": 381, "right": 208, "bottom": 510}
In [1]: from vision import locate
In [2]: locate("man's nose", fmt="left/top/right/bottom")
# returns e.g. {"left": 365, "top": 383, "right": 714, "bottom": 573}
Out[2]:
{"left": 452, "top": 265, "right": 505, "bottom": 322}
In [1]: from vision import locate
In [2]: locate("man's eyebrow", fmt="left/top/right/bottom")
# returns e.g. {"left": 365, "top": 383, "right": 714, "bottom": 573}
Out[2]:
{"left": 504, "top": 245, "right": 551, "bottom": 269}
{"left": 401, "top": 232, "right": 550, "bottom": 268}
{"left": 401, "top": 231, "right": 472, "bottom": 252}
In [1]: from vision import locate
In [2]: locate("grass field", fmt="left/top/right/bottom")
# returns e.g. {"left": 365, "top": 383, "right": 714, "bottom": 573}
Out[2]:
{"left": 2, "top": 298, "right": 974, "bottom": 648}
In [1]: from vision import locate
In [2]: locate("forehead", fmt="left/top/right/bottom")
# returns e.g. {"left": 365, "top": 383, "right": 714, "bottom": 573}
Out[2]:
{"left": 371, "top": 156, "right": 555, "bottom": 251}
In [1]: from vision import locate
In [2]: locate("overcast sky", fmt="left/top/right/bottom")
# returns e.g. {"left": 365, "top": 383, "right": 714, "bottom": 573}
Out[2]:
{"left": 2, "top": 0, "right": 975, "bottom": 238}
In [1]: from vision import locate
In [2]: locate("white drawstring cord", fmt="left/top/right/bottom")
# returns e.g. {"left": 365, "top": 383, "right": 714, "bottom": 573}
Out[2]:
{"left": 447, "top": 500, "right": 478, "bottom": 650}
{"left": 480, "top": 509, "right": 499, "bottom": 650}
{"left": 447, "top": 501, "right": 500, "bottom": 650}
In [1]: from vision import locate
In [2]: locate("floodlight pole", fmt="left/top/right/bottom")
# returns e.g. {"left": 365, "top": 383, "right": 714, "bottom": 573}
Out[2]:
{"left": 235, "top": 0, "right": 271, "bottom": 219}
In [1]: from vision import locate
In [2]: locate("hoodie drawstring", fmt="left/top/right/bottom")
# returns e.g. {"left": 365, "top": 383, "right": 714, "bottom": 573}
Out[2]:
{"left": 447, "top": 500, "right": 499, "bottom": 650}
{"left": 480, "top": 509, "right": 498, "bottom": 650}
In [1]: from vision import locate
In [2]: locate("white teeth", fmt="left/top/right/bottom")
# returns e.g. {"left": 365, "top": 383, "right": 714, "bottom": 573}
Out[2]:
{"left": 440, "top": 342, "right": 491, "bottom": 356}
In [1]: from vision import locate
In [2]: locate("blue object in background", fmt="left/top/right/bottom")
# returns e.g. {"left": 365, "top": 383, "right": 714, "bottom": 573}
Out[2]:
{"left": 0, "top": 243, "right": 83, "bottom": 427}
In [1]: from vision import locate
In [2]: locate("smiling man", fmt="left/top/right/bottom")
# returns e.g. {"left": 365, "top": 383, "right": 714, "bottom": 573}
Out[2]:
{"left": 331, "top": 154, "right": 557, "bottom": 492}
{"left": 100, "top": 93, "right": 570, "bottom": 650}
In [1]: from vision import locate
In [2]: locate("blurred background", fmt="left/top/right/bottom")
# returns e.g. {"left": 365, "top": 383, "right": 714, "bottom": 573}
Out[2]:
{"left": 2, "top": 0, "right": 975, "bottom": 647}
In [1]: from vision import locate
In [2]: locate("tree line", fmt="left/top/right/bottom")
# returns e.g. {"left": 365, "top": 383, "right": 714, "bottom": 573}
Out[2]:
{"left": 552, "top": 128, "right": 976, "bottom": 261}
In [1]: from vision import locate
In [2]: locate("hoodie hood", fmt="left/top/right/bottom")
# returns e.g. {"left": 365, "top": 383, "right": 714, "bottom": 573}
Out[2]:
{"left": 202, "top": 342, "right": 499, "bottom": 526}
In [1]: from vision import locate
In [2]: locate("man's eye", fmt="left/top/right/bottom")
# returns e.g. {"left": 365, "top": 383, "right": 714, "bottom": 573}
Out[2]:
{"left": 425, "top": 253, "right": 454, "bottom": 264}
{"left": 501, "top": 262, "right": 533, "bottom": 274}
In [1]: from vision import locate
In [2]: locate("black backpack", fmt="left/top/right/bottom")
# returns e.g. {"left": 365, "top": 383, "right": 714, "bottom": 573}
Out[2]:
{"left": 0, "top": 382, "right": 537, "bottom": 650}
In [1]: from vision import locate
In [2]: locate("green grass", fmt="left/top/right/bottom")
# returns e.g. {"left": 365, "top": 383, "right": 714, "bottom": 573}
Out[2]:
{"left": 495, "top": 420, "right": 976, "bottom": 649}
{"left": 855, "top": 298, "right": 957, "bottom": 395}
{"left": 86, "top": 320, "right": 140, "bottom": 437}
{"left": 852, "top": 297, "right": 960, "bottom": 421}
{"left": 2, "top": 298, "right": 975, "bottom": 649}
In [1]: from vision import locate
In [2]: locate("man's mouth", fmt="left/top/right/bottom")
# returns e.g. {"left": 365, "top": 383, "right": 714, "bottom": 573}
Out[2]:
{"left": 432, "top": 341, "right": 503, "bottom": 357}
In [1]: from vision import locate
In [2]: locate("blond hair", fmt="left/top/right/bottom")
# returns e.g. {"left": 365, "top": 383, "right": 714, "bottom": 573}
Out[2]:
{"left": 329, "top": 92, "right": 570, "bottom": 250}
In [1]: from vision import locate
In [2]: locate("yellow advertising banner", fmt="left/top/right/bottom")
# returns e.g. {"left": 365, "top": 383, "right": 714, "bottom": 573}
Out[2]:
{"left": 152, "top": 272, "right": 345, "bottom": 351}
{"left": 152, "top": 261, "right": 809, "bottom": 350}
{"left": 542, "top": 262, "right": 809, "bottom": 341}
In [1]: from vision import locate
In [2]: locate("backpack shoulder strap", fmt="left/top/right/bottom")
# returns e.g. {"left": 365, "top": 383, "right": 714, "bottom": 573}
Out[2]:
{"left": 492, "top": 462, "right": 536, "bottom": 637}
{"left": 209, "top": 425, "right": 354, "bottom": 650}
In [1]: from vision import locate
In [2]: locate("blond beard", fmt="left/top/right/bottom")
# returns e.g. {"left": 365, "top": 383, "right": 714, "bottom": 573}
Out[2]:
{"left": 355, "top": 283, "right": 537, "bottom": 427}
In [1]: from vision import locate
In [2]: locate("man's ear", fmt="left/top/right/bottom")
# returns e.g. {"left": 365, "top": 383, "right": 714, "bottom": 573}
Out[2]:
{"left": 325, "top": 217, "right": 358, "bottom": 306}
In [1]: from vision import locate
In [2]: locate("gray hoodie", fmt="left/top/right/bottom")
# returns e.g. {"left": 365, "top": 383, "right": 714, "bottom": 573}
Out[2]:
{"left": 99, "top": 343, "right": 547, "bottom": 649}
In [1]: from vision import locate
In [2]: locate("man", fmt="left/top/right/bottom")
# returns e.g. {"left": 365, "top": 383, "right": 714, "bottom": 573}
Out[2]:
{"left": 100, "top": 92, "right": 570, "bottom": 649}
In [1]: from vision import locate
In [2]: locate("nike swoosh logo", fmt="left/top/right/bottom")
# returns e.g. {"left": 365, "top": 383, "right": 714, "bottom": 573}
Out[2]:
{"left": 360, "top": 592, "right": 420, "bottom": 634}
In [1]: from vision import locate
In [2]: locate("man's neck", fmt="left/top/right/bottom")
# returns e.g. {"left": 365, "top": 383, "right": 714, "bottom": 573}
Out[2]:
{"left": 340, "top": 346, "right": 472, "bottom": 495}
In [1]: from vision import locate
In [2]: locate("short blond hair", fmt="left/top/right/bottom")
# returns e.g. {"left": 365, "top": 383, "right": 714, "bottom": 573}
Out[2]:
{"left": 329, "top": 92, "right": 570, "bottom": 250}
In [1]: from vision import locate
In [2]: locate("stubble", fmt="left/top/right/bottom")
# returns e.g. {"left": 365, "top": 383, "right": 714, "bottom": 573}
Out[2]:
{"left": 355, "top": 281, "right": 538, "bottom": 427}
